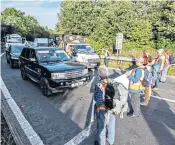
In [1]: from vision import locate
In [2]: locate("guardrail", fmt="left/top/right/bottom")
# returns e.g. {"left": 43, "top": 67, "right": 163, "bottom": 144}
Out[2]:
{"left": 100, "top": 56, "right": 136, "bottom": 62}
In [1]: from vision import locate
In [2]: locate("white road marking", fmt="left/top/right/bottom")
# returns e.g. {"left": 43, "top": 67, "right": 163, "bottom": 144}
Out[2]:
{"left": 1, "top": 52, "right": 5, "bottom": 57}
{"left": 64, "top": 124, "right": 92, "bottom": 145}
{"left": 152, "top": 96, "right": 175, "bottom": 103}
{"left": 1, "top": 77, "right": 44, "bottom": 145}
{"left": 140, "top": 93, "right": 175, "bottom": 103}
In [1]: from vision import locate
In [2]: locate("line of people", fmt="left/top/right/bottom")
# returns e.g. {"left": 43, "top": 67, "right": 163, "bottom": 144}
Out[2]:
{"left": 93, "top": 49, "right": 174, "bottom": 145}
{"left": 126, "top": 49, "right": 174, "bottom": 115}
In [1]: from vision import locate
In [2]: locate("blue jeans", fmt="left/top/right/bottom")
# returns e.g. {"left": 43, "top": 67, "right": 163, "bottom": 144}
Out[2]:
{"left": 104, "top": 58, "right": 109, "bottom": 67}
{"left": 154, "top": 72, "right": 160, "bottom": 88}
{"left": 96, "top": 110, "right": 115, "bottom": 145}
{"left": 160, "top": 66, "right": 169, "bottom": 82}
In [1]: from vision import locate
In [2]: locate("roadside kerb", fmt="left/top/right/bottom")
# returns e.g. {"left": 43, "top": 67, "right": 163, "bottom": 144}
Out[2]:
{"left": 1, "top": 76, "right": 44, "bottom": 145}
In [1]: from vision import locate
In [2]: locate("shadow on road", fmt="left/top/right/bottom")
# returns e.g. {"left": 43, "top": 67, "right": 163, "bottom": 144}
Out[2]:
{"left": 141, "top": 93, "right": 175, "bottom": 145}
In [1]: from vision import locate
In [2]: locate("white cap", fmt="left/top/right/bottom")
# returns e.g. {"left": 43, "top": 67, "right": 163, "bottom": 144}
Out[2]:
{"left": 98, "top": 66, "right": 108, "bottom": 78}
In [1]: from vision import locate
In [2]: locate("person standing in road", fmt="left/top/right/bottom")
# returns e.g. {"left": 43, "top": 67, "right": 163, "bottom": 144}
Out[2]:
{"left": 140, "top": 56, "right": 153, "bottom": 106}
{"left": 94, "top": 66, "right": 116, "bottom": 145}
{"left": 160, "top": 49, "right": 170, "bottom": 83}
{"left": 143, "top": 50, "right": 149, "bottom": 66}
{"left": 153, "top": 49, "right": 165, "bottom": 89}
{"left": 126, "top": 57, "right": 145, "bottom": 117}
{"left": 104, "top": 49, "right": 110, "bottom": 67}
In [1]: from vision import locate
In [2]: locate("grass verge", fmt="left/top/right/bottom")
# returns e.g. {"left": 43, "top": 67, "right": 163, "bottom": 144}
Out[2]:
{"left": 1, "top": 112, "right": 16, "bottom": 145}
{"left": 100, "top": 59, "right": 175, "bottom": 76}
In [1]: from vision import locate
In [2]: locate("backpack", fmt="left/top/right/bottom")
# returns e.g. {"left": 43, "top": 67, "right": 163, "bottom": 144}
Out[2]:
{"left": 142, "top": 67, "right": 153, "bottom": 87}
{"left": 169, "top": 55, "right": 175, "bottom": 64}
{"left": 105, "top": 83, "right": 117, "bottom": 110}
{"left": 110, "top": 82, "right": 129, "bottom": 118}
{"left": 151, "top": 64, "right": 161, "bottom": 87}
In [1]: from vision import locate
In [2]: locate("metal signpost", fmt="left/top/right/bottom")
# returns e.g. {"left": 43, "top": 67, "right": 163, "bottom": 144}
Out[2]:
{"left": 115, "top": 33, "right": 123, "bottom": 56}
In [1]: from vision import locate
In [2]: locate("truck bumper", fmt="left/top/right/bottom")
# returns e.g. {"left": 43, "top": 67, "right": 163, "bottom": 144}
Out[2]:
{"left": 47, "top": 74, "right": 90, "bottom": 93}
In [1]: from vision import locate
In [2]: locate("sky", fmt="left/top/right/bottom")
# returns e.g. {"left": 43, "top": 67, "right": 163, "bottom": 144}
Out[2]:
{"left": 1, "top": 0, "right": 62, "bottom": 30}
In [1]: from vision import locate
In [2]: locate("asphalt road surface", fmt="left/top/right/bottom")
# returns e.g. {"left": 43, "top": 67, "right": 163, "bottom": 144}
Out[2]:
{"left": 1, "top": 52, "right": 175, "bottom": 145}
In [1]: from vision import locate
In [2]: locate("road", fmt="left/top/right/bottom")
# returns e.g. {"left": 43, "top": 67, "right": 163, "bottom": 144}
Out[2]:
{"left": 1, "top": 51, "right": 175, "bottom": 145}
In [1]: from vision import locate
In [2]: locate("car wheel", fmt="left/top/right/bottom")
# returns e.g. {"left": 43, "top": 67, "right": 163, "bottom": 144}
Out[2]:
{"left": 6, "top": 55, "right": 9, "bottom": 64}
{"left": 9, "top": 59, "right": 14, "bottom": 68}
{"left": 40, "top": 77, "right": 52, "bottom": 97}
{"left": 20, "top": 66, "right": 28, "bottom": 80}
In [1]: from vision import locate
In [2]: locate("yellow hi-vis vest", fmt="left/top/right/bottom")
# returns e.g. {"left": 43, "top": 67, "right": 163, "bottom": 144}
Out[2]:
{"left": 129, "top": 68, "right": 145, "bottom": 91}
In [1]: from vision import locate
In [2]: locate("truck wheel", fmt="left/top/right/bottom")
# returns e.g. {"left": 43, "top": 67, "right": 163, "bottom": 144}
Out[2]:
{"left": 10, "top": 59, "right": 14, "bottom": 68}
{"left": 20, "top": 66, "right": 28, "bottom": 80}
{"left": 40, "top": 77, "right": 53, "bottom": 97}
{"left": 6, "top": 55, "right": 9, "bottom": 64}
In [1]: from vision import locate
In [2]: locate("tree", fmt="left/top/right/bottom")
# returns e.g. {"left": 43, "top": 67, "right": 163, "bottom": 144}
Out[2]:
{"left": 57, "top": 1, "right": 175, "bottom": 54}
{"left": 1, "top": 8, "right": 50, "bottom": 40}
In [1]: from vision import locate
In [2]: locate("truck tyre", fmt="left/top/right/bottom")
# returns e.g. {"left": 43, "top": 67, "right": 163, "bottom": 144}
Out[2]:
{"left": 6, "top": 54, "right": 9, "bottom": 64}
{"left": 10, "top": 59, "right": 14, "bottom": 68}
{"left": 20, "top": 66, "right": 28, "bottom": 80}
{"left": 40, "top": 77, "right": 53, "bottom": 97}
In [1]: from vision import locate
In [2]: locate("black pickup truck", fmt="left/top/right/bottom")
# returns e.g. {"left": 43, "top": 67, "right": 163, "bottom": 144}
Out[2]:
{"left": 19, "top": 47, "right": 90, "bottom": 96}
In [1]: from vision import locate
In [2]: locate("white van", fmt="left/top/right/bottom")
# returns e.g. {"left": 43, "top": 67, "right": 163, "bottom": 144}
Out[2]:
{"left": 34, "top": 38, "right": 49, "bottom": 47}
{"left": 66, "top": 43, "right": 100, "bottom": 69}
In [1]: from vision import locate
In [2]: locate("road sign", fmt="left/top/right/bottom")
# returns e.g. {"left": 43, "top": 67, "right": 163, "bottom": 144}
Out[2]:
{"left": 115, "top": 33, "right": 123, "bottom": 50}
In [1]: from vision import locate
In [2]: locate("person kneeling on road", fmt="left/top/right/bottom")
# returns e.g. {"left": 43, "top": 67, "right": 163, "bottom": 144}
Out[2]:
{"left": 94, "top": 66, "right": 116, "bottom": 145}
{"left": 126, "top": 57, "right": 145, "bottom": 117}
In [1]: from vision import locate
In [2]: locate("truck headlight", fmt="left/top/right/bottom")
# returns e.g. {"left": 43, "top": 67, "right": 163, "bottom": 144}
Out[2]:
{"left": 51, "top": 73, "right": 65, "bottom": 79}
{"left": 82, "top": 69, "right": 88, "bottom": 75}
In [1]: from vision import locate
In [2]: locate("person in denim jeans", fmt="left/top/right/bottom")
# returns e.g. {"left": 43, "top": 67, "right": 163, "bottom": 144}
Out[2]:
{"left": 94, "top": 66, "right": 116, "bottom": 145}
{"left": 104, "top": 50, "right": 110, "bottom": 67}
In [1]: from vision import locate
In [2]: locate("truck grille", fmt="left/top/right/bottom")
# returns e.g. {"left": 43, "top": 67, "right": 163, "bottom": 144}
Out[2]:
{"left": 66, "top": 70, "right": 83, "bottom": 79}
{"left": 37, "top": 43, "right": 48, "bottom": 47}
{"left": 88, "top": 58, "right": 100, "bottom": 63}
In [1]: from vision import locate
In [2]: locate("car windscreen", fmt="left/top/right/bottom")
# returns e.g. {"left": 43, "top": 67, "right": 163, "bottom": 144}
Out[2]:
{"left": 7, "top": 37, "right": 22, "bottom": 43}
{"left": 37, "top": 49, "right": 71, "bottom": 63}
{"left": 11, "top": 46, "right": 24, "bottom": 53}
{"left": 72, "top": 45, "right": 94, "bottom": 53}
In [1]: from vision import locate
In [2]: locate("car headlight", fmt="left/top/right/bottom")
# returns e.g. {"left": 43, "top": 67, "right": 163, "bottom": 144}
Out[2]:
{"left": 11, "top": 56, "right": 19, "bottom": 59}
{"left": 51, "top": 73, "right": 66, "bottom": 79}
{"left": 82, "top": 69, "right": 88, "bottom": 75}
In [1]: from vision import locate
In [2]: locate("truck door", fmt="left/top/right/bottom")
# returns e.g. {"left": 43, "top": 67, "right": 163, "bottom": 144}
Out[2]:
{"left": 28, "top": 49, "right": 40, "bottom": 81}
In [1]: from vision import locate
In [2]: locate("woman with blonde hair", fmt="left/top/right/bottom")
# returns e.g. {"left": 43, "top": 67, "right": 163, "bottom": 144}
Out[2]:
{"left": 160, "top": 49, "right": 171, "bottom": 82}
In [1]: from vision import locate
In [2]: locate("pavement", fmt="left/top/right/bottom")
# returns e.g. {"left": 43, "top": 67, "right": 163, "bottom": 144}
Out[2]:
{"left": 1, "top": 50, "right": 175, "bottom": 145}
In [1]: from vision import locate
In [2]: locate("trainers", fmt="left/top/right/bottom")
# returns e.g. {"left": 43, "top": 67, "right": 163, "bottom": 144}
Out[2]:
{"left": 140, "top": 102, "right": 148, "bottom": 106}
{"left": 127, "top": 113, "right": 140, "bottom": 117}
{"left": 152, "top": 87, "right": 159, "bottom": 91}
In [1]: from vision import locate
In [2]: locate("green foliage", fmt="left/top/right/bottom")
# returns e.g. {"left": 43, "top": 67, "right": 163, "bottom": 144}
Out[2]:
{"left": 1, "top": 8, "right": 50, "bottom": 40}
{"left": 57, "top": 1, "right": 175, "bottom": 55}
{"left": 85, "top": 37, "right": 106, "bottom": 55}
{"left": 168, "top": 66, "right": 175, "bottom": 76}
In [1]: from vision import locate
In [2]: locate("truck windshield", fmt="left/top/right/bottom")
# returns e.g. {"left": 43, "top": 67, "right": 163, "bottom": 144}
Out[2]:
{"left": 73, "top": 45, "right": 94, "bottom": 53}
{"left": 37, "top": 49, "right": 71, "bottom": 63}
{"left": 7, "top": 37, "right": 22, "bottom": 43}
{"left": 11, "top": 46, "right": 24, "bottom": 53}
